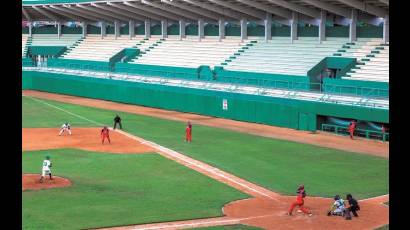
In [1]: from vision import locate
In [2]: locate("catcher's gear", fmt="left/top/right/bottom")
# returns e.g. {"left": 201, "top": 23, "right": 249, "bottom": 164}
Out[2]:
{"left": 334, "top": 195, "right": 340, "bottom": 200}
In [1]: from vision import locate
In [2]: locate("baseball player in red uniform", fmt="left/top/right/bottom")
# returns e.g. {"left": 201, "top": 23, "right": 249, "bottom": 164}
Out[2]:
{"left": 101, "top": 126, "right": 110, "bottom": 144}
{"left": 287, "top": 185, "right": 313, "bottom": 216}
{"left": 185, "top": 122, "right": 192, "bottom": 142}
{"left": 348, "top": 120, "right": 356, "bottom": 139}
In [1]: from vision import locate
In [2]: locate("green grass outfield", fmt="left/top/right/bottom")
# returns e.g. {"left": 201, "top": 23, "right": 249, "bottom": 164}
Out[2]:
{"left": 23, "top": 96, "right": 389, "bottom": 199}
{"left": 23, "top": 149, "right": 248, "bottom": 230}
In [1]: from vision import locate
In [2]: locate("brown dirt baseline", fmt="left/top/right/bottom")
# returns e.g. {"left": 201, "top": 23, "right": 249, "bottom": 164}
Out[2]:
{"left": 23, "top": 90, "right": 389, "bottom": 158}
{"left": 23, "top": 174, "right": 72, "bottom": 191}
{"left": 23, "top": 127, "right": 154, "bottom": 154}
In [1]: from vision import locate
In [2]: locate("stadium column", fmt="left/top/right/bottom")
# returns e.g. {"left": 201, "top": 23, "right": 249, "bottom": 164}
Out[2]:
{"left": 28, "top": 22, "right": 32, "bottom": 37}
{"left": 264, "top": 13, "right": 272, "bottom": 42}
{"left": 145, "top": 20, "right": 151, "bottom": 38}
{"left": 82, "top": 22, "right": 87, "bottom": 37}
{"left": 240, "top": 19, "right": 247, "bottom": 41}
{"left": 349, "top": 9, "right": 357, "bottom": 43}
{"left": 57, "top": 22, "right": 61, "bottom": 38}
{"left": 198, "top": 19, "right": 204, "bottom": 41}
{"left": 161, "top": 20, "right": 168, "bottom": 39}
{"left": 101, "top": 21, "right": 106, "bottom": 38}
{"left": 383, "top": 15, "right": 389, "bottom": 44}
{"left": 114, "top": 20, "right": 120, "bottom": 39}
{"left": 129, "top": 21, "right": 135, "bottom": 39}
{"left": 319, "top": 10, "right": 326, "bottom": 44}
{"left": 179, "top": 19, "right": 186, "bottom": 40}
{"left": 290, "top": 12, "right": 298, "bottom": 44}
{"left": 218, "top": 18, "right": 225, "bottom": 41}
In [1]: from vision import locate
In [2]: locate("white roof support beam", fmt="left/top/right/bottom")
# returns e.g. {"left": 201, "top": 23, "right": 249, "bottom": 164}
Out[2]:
{"left": 179, "top": 19, "right": 185, "bottom": 40}
{"left": 129, "top": 20, "right": 135, "bottom": 38}
{"left": 336, "top": 0, "right": 388, "bottom": 18}
{"left": 62, "top": 5, "right": 107, "bottom": 22}
{"left": 22, "top": 7, "right": 32, "bottom": 21}
{"left": 92, "top": 3, "right": 145, "bottom": 22}
{"left": 236, "top": 0, "right": 292, "bottom": 19}
{"left": 141, "top": 0, "right": 209, "bottom": 22}
{"left": 57, "top": 21, "right": 61, "bottom": 37}
{"left": 144, "top": 20, "right": 150, "bottom": 38}
{"left": 266, "top": 0, "right": 320, "bottom": 18}
{"left": 300, "top": 0, "right": 350, "bottom": 18}
{"left": 349, "top": 9, "right": 357, "bottom": 42}
{"left": 383, "top": 15, "right": 389, "bottom": 43}
{"left": 77, "top": 4, "right": 128, "bottom": 22}
{"left": 161, "top": 20, "right": 167, "bottom": 39}
{"left": 109, "top": 2, "right": 162, "bottom": 22}
{"left": 290, "top": 12, "right": 298, "bottom": 43}
{"left": 125, "top": 2, "right": 180, "bottom": 22}
{"left": 198, "top": 19, "right": 204, "bottom": 40}
{"left": 46, "top": 6, "right": 87, "bottom": 22}
{"left": 318, "top": 10, "right": 326, "bottom": 43}
{"left": 218, "top": 18, "right": 225, "bottom": 41}
{"left": 32, "top": 6, "right": 60, "bottom": 21}
{"left": 208, "top": 0, "right": 265, "bottom": 20}
{"left": 265, "top": 13, "right": 272, "bottom": 42}
{"left": 161, "top": 0, "right": 228, "bottom": 22}
{"left": 182, "top": 0, "right": 254, "bottom": 21}
{"left": 240, "top": 18, "right": 247, "bottom": 41}
{"left": 82, "top": 22, "right": 87, "bottom": 37}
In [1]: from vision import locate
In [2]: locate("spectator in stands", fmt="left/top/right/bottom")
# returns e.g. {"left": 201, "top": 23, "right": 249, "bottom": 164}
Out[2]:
{"left": 348, "top": 120, "right": 357, "bottom": 139}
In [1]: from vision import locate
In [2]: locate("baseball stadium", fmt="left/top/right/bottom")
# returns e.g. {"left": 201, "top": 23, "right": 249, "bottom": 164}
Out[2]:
{"left": 22, "top": 0, "right": 389, "bottom": 229}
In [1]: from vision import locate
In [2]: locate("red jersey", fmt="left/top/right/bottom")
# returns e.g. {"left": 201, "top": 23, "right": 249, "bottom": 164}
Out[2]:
{"left": 185, "top": 127, "right": 192, "bottom": 136}
{"left": 101, "top": 128, "right": 109, "bottom": 136}
{"left": 296, "top": 189, "right": 306, "bottom": 203}
{"left": 348, "top": 122, "right": 356, "bottom": 132}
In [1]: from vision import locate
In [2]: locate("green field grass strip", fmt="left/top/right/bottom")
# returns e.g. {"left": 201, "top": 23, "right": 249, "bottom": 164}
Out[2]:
{"left": 25, "top": 95, "right": 104, "bottom": 126}
{"left": 24, "top": 95, "right": 280, "bottom": 201}
{"left": 23, "top": 95, "right": 389, "bottom": 199}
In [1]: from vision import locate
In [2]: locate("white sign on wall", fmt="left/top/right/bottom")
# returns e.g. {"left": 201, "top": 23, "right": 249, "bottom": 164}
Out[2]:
{"left": 222, "top": 99, "right": 228, "bottom": 110}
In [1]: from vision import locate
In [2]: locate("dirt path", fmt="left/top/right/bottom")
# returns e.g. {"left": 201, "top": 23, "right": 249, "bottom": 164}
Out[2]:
{"left": 23, "top": 127, "right": 154, "bottom": 154}
{"left": 23, "top": 174, "right": 72, "bottom": 191}
{"left": 23, "top": 90, "right": 389, "bottom": 158}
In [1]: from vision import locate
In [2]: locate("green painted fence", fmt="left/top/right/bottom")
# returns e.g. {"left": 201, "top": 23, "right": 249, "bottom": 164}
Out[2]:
{"left": 28, "top": 46, "right": 67, "bottom": 57}
{"left": 22, "top": 71, "right": 389, "bottom": 132}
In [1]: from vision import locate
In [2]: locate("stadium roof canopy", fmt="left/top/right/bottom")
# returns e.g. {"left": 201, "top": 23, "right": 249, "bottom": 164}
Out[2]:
{"left": 22, "top": 0, "right": 389, "bottom": 25}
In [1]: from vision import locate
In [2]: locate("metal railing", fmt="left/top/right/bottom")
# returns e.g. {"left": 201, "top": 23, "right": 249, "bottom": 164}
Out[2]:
{"left": 322, "top": 124, "right": 389, "bottom": 142}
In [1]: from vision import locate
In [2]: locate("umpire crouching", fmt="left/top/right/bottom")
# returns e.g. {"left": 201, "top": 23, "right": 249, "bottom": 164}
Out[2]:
{"left": 113, "top": 114, "right": 122, "bottom": 130}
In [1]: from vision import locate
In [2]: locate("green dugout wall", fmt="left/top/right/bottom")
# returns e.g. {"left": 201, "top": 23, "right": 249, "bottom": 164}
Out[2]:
{"left": 22, "top": 71, "right": 388, "bottom": 131}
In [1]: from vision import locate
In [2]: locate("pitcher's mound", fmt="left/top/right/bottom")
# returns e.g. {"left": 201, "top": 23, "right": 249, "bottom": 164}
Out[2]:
{"left": 23, "top": 174, "right": 72, "bottom": 191}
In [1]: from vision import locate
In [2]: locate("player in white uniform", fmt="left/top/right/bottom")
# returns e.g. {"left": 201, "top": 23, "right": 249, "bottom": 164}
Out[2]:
{"left": 327, "top": 195, "right": 346, "bottom": 216}
{"left": 40, "top": 156, "right": 52, "bottom": 183}
{"left": 59, "top": 122, "right": 71, "bottom": 136}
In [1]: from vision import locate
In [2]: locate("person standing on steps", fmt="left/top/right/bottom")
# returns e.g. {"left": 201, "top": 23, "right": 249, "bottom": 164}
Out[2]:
{"left": 113, "top": 114, "right": 122, "bottom": 130}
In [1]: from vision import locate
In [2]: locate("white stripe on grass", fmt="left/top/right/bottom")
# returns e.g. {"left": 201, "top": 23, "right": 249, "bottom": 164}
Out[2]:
{"left": 24, "top": 95, "right": 104, "bottom": 126}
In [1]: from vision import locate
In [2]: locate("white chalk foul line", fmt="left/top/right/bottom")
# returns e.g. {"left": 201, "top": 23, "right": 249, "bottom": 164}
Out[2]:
{"left": 130, "top": 218, "right": 240, "bottom": 230}
{"left": 25, "top": 95, "right": 278, "bottom": 200}
{"left": 24, "top": 95, "right": 104, "bottom": 127}
{"left": 115, "top": 129, "right": 281, "bottom": 201}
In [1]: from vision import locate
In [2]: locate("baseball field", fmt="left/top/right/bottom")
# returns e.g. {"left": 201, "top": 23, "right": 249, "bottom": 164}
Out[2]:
{"left": 22, "top": 91, "right": 389, "bottom": 230}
